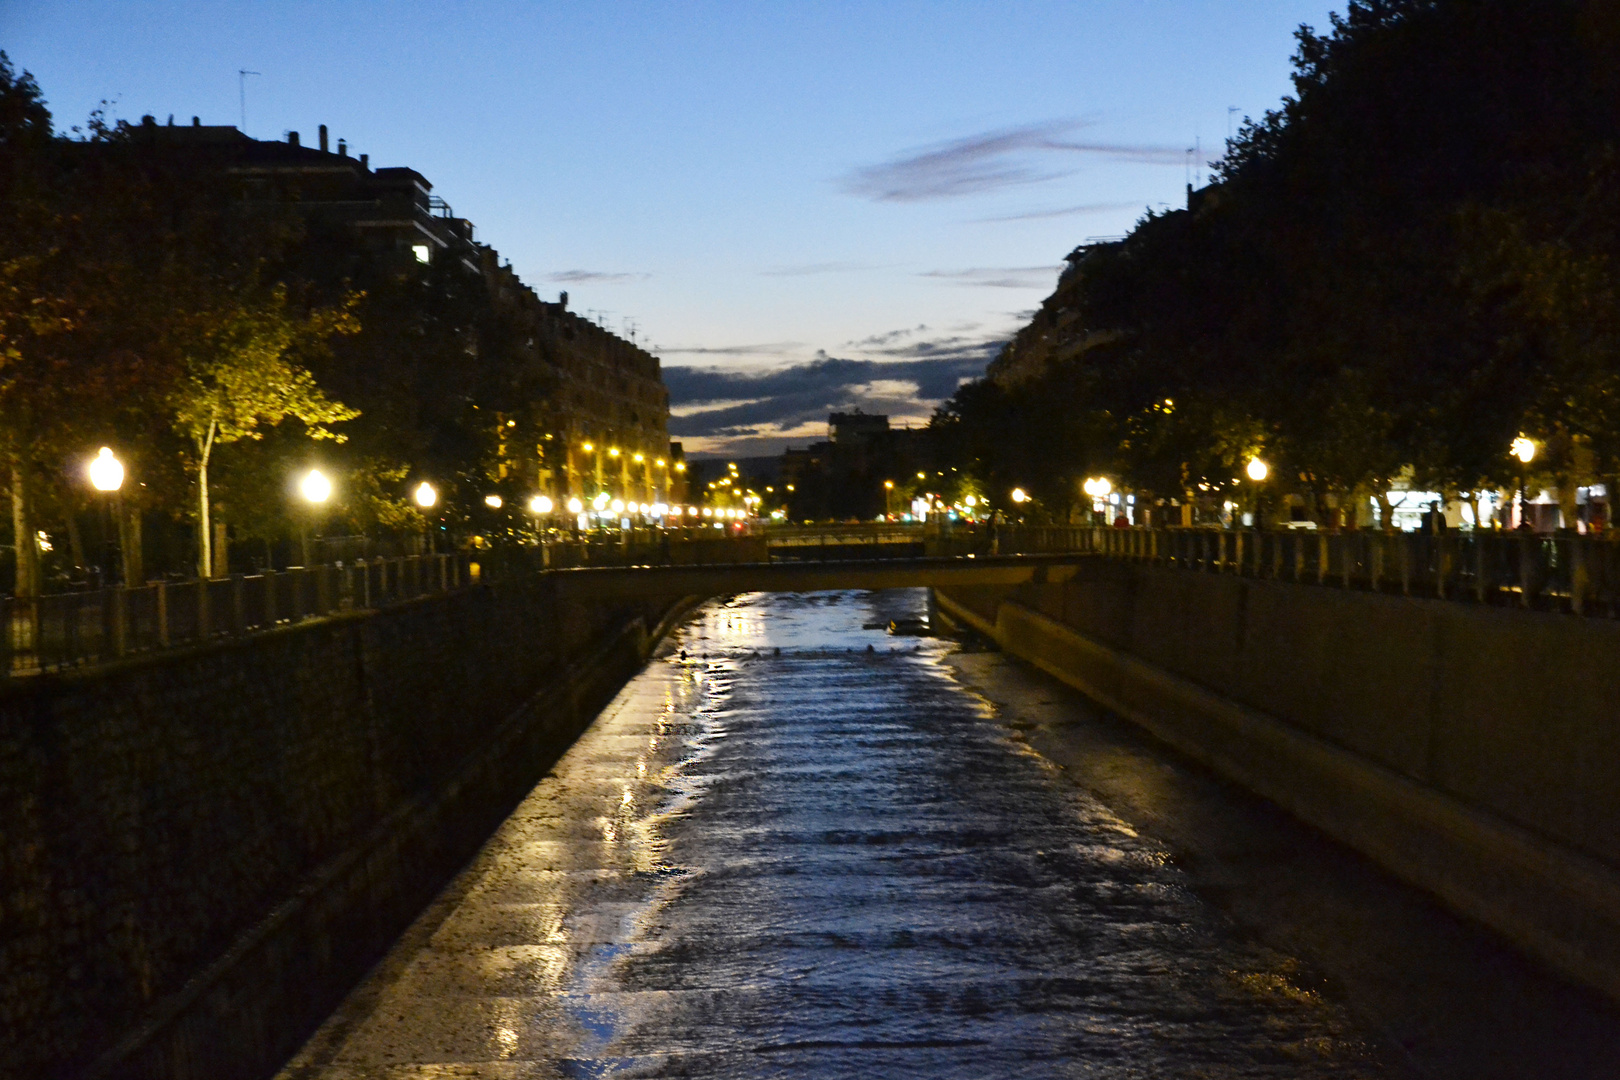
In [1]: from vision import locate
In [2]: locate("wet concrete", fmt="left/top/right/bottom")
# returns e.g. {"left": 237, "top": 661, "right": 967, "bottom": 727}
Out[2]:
{"left": 276, "top": 589, "right": 1616, "bottom": 1078}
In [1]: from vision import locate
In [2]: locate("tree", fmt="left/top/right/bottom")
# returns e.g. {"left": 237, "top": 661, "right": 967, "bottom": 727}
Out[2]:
{"left": 168, "top": 285, "right": 358, "bottom": 576}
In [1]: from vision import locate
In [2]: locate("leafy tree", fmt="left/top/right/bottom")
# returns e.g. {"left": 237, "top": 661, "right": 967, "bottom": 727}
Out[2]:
{"left": 168, "top": 285, "right": 358, "bottom": 576}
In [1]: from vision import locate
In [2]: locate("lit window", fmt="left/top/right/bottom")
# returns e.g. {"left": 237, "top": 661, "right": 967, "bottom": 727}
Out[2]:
{"left": 412, "top": 244, "right": 431, "bottom": 264}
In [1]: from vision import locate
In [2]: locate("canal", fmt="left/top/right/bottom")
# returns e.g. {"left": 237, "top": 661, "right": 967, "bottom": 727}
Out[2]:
{"left": 278, "top": 589, "right": 1619, "bottom": 1079}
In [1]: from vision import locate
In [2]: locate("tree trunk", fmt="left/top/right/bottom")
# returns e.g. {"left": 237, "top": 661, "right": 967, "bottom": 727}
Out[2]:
{"left": 212, "top": 518, "right": 229, "bottom": 578}
{"left": 195, "top": 421, "right": 215, "bottom": 580}
{"left": 11, "top": 455, "right": 37, "bottom": 598}
{"left": 1376, "top": 489, "right": 1396, "bottom": 532}
{"left": 65, "top": 512, "right": 85, "bottom": 575}
{"left": 120, "top": 501, "right": 143, "bottom": 585}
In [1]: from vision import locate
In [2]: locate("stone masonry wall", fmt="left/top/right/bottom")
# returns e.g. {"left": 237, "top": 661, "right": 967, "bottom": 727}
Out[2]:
{"left": 0, "top": 576, "right": 683, "bottom": 1080}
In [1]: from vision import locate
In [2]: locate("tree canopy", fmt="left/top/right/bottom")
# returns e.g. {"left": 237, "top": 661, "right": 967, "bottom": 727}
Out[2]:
{"left": 935, "top": 0, "right": 1620, "bottom": 528}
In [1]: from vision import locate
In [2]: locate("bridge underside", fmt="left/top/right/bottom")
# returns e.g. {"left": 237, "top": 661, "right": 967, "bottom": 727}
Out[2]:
{"left": 551, "top": 555, "right": 1084, "bottom": 601}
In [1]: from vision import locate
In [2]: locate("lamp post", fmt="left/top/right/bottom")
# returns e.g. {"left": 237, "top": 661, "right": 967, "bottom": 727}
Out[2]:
{"left": 1512, "top": 436, "right": 1536, "bottom": 531}
{"left": 297, "top": 468, "right": 331, "bottom": 566}
{"left": 87, "top": 447, "right": 124, "bottom": 585}
{"left": 884, "top": 479, "right": 894, "bottom": 519}
{"left": 413, "top": 480, "right": 437, "bottom": 553}
{"left": 1083, "top": 477, "right": 1112, "bottom": 525}
{"left": 1246, "top": 456, "right": 1268, "bottom": 528}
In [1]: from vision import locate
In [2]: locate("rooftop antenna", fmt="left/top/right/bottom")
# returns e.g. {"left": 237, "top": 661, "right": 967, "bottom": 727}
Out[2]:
{"left": 238, "top": 69, "right": 260, "bottom": 132}
{"left": 1195, "top": 135, "right": 1202, "bottom": 188}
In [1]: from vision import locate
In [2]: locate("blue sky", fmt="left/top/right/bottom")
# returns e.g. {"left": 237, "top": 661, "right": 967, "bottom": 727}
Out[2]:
{"left": 5, "top": 1, "right": 1337, "bottom": 456}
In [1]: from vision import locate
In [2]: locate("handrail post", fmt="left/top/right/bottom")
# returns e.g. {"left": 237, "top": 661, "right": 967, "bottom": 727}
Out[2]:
{"left": 155, "top": 581, "right": 169, "bottom": 648}
{"left": 112, "top": 587, "right": 128, "bottom": 658}
{"left": 1571, "top": 536, "right": 1589, "bottom": 615}
{"left": 231, "top": 573, "right": 246, "bottom": 635}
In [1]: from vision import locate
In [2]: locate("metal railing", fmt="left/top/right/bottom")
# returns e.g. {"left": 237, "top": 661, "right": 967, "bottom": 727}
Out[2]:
{"left": 985, "top": 525, "right": 1620, "bottom": 617}
{"left": 4, "top": 554, "right": 463, "bottom": 676}
{"left": 0, "top": 530, "right": 766, "bottom": 676}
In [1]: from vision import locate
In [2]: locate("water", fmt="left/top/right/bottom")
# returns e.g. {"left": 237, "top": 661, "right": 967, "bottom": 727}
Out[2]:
{"left": 281, "top": 589, "right": 1381, "bottom": 1078}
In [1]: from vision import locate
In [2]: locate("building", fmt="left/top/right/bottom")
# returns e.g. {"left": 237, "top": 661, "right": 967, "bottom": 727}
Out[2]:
{"left": 129, "top": 114, "right": 671, "bottom": 507}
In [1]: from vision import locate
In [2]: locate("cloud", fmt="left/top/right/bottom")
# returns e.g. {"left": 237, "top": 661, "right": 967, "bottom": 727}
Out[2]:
{"left": 842, "top": 120, "right": 1188, "bottom": 202}
{"left": 756, "top": 261, "right": 882, "bottom": 277}
{"left": 664, "top": 345, "right": 1002, "bottom": 454}
{"left": 919, "top": 266, "right": 1061, "bottom": 290}
{"left": 973, "top": 200, "right": 1140, "bottom": 223}
{"left": 546, "top": 269, "right": 650, "bottom": 284}
{"left": 656, "top": 342, "right": 802, "bottom": 358}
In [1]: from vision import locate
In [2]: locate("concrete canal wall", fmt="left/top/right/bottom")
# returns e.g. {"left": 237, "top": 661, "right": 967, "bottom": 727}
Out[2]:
{"left": 0, "top": 578, "right": 695, "bottom": 1080}
{"left": 935, "top": 562, "right": 1620, "bottom": 1004}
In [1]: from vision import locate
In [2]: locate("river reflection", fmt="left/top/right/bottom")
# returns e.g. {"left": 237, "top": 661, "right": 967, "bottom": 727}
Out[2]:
{"left": 280, "top": 589, "right": 1380, "bottom": 1078}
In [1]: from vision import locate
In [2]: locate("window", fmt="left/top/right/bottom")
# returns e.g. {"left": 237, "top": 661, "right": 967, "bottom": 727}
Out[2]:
{"left": 412, "top": 244, "right": 431, "bottom": 264}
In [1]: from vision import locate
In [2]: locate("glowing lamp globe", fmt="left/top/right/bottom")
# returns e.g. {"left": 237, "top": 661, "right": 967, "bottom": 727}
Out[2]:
{"left": 1511, "top": 437, "right": 1536, "bottom": 464}
{"left": 88, "top": 447, "right": 124, "bottom": 492}
{"left": 529, "top": 495, "right": 553, "bottom": 514}
{"left": 1246, "top": 458, "right": 1269, "bottom": 482}
{"left": 299, "top": 468, "right": 332, "bottom": 504}
{"left": 413, "top": 481, "right": 437, "bottom": 509}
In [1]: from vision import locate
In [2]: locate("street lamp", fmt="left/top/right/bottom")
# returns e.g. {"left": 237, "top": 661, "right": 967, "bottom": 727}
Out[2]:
{"left": 1011, "top": 488, "right": 1028, "bottom": 504}
{"left": 297, "top": 468, "right": 332, "bottom": 566}
{"left": 88, "top": 448, "right": 125, "bottom": 584}
{"left": 299, "top": 468, "right": 332, "bottom": 504}
{"left": 88, "top": 447, "right": 124, "bottom": 493}
{"left": 412, "top": 480, "right": 438, "bottom": 554}
{"left": 529, "top": 494, "right": 553, "bottom": 514}
{"left": 484, "top": 494, "right": 503, "bottom": 509}
{"left": 1512, "top": 436, "right": 1536, "bottom": 530}
{"left": 1244, "top": 457, "right": 1269, "bottom": 529}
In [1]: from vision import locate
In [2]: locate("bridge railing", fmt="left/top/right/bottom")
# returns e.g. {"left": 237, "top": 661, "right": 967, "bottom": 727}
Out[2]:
{"left": 0, "top": 531, "right": 772, "bottom": 676}
{"left": 996, "top": 524, "right": 1620, "bottom": 617}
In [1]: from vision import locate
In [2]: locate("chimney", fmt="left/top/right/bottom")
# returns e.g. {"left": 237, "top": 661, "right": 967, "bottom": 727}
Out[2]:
{"left": 319, "top": 124, "right": 328, "bottom": 152}
{"left": 191, "top": 116, "right": 200, "bottom": 126}
{"left": 337, "top": 138, "right": 347, "bottom": 157}
{"left": 559, "top": 291, "right": 569, "bottom": 310}
{"left": 359, "top": 153, "right": 369, "bottom": 169}
{"left": 288, "top": 130, "right": 299, "bottom": 146}
{"left": 141, "top": 114, "right": 156, "bottom": 127}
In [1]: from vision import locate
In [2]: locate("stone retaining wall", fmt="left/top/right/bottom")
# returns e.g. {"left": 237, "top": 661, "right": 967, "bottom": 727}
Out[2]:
{"left": 0, "top": 577, "right": 690, "bottom": 1080}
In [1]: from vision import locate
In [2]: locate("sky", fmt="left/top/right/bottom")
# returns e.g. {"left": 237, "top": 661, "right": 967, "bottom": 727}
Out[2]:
{"left": 5, "top": 1, "right": 1338, "bottom": 457}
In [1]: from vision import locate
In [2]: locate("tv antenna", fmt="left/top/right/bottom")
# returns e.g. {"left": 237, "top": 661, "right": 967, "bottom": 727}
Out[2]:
{"left": 238, "top": 69, "right": 260, "bottom": 132}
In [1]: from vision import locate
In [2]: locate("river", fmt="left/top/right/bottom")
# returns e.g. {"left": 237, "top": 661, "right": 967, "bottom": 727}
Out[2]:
{"left": 277, "top": 587, "right": 1409, "bottom": 1077}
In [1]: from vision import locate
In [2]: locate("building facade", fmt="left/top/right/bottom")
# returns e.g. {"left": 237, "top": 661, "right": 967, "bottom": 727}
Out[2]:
{"left": 133, "top": 114, "right": 672, "bottom": 508}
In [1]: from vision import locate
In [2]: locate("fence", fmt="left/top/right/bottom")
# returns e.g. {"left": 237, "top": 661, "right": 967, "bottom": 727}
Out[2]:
{"left": 0, "top": 528, "right": 762, "bottom": 675}
{"left": 4, "top": 554, "right": 463, "bottom": 675}
{"left": 988, "top": 525, "right": 1620, "bottom": 617}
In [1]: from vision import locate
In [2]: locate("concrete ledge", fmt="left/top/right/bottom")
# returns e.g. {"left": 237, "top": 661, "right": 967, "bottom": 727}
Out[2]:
{"left": 935, "top": 588, "right": 1620, "bottom": 1004}
{"left": 80, "top": 604, "right": 690, "bottom": 1080}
